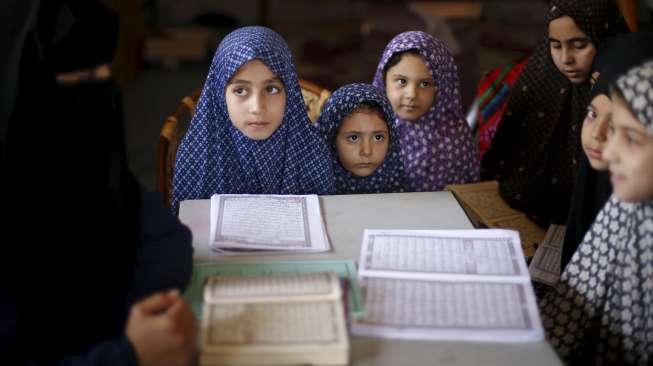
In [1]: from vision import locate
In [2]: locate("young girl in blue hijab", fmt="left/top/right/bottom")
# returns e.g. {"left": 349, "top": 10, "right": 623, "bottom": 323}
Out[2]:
{"left": 317, "top": 83, "right": 404, "bottom": 194}
{"left": 172, "top": 26, "right": 335, "bottom": 211}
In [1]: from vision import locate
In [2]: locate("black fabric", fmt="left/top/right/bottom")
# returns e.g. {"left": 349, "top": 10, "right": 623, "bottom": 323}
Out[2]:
{"left": 0, "top": 2, "right": 174, "bottom": 365}
{"left": 561, "top": 154, "right": 612, "bottom": 269}
{"left": 47, "top": 0, "right": 118, "bottom": 73}
{"left": 561, "top": 33, "right": 653, "bottom": 270}
{"left": 590, "top": 32, "right": 653, "bottom": 99}
{"left": 480, "top": 0, "right": 628, "bottom": 225}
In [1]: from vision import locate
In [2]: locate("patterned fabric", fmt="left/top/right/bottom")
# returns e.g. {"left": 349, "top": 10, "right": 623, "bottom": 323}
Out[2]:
{"left": 540, "top": 62, "right": 653, "bottom": 365}
{"left": 316, "top": 83, "right": 404, "bottom": 194}
{"left": 172, "top": 26, "right": 335, "bottom": 212}
{"left": 562, "top": 34, "right": 653, "bottom": 269}
{"left": 480, "top": 0, "right": 628, "bottom": 225}
{"left": 372, "top": 31, "right": 479, "bottom": 192}
{"left": 617, "top": 60, "right": 653, "bottom": 134}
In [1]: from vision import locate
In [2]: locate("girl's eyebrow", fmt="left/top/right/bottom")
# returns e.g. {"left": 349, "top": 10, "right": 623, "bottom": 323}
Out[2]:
{"left": 621, "top": 126, "right": 648, "bottom": 137}
{"left": 228, "top": 77, "right": 282, "bottom": 85}
{"left": 548, "top": 37, "right": 589, "bottom": 43}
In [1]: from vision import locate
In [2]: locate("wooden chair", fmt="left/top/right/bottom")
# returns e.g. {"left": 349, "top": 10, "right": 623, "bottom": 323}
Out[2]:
{"left": 156, "top": 79, "right": 331, "bottom": 207}
{"left": 299, "top": 79, "right": 331, "bottom": 123}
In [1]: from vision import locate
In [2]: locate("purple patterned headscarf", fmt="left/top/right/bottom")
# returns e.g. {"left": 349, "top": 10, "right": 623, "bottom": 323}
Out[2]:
{"left": 373, "top": 31, "right": 479, "bottom": 192}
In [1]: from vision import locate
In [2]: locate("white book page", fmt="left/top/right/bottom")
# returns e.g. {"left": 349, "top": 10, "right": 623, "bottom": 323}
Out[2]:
{"left": 204, "top": 272, "right": 338, "bottom": 303}
{"left": 204, "top": 301, "right": 343, "bottom": 346}
{"left": 358, "top": 229, "right": 528, "bottom": 282}
{"left": 352, "top": 277, "right": 543, "bottom": 342}
{"left": 209, "top": 194, "right": 329, "bottom": 252}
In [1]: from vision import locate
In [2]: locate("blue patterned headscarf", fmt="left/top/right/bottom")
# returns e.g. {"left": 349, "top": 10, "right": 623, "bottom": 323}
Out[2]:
{"left": 172, "top": 26, "right": 335, "bottom": 211}
{"left": 317, "top": 83, "right": 404, "bottom": 194}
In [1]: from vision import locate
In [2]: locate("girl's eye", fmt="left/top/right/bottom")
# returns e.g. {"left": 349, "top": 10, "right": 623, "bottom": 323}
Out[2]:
{"left": 395, "top": 78, "right": 407, "bottom": 86}
{"left": 573, "top": 41, "right": 589, "bottom": 49}
{"left": 419, "top": 80, "right": 432, "bottom": 88}
{"left": 586, "top": 108, "right": 597, "bottom": 120}
{"left": 624, "top": 132, "right": 642, "bottom": 146}
{"left": 266, "top": 85, "right": 283, "bottom": 94}
{"left": 550, "top": 41, "right": 561, "bottom": 50}
{"left": 233, "top": 87, "right": 248, "bottom": 96}
{"left": 373, "top": 134, "right": 386, "bottom": 142}
{"left": 346, "top": 135, "right": 359, "bottom": 142}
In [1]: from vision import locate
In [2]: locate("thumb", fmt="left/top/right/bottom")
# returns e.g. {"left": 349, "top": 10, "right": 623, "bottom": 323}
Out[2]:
{"left": 136, "top": 291, "right": 177, "bottom": 314}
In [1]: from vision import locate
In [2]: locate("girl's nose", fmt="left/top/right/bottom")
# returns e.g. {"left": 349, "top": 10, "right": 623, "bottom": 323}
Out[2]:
{"left": 360, "top": 140, "right": 372, "bottom": 157}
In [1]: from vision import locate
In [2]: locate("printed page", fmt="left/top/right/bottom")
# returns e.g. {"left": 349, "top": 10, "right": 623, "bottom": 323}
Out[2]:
{"left": 529, "top": 224, "right": 565, "bottom": 286}
{"left": 203, "top": 272, "right": 338, "bottom": 303}
{"left": 204, "top": 301, "right": 343, "bottom": 346}
{"left": 352, "top": 277, "right": 543, "bottom": 342}
{"left": 187, "top": 260, "right": 365, "bottom": 320}
{"left": 209, "top": 194, "right": 329, "bottom": 252}
{"left": 358, "top": 229, "right": 528, "bottom": 282}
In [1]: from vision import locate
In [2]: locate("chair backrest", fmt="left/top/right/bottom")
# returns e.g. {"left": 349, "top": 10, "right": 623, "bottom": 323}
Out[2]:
{"left": 155, "top": 88, "right": 201, "bottom": 208}
{"left": 299, "top": 79, "right": 331, "bottom": 123}
{"left": 156, "top": 79, "right": 331, "bottom": 207}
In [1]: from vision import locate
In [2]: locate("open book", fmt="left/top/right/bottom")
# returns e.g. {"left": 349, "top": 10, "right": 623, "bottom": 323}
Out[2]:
{"left": 209, "top": 194, "right": 330, "bottom": 253}
{"left": 200, "top": 272, "right": 349, "bottom": 366}
{"left": 445, "top": 181, "right": 546, "bottom": 257}
{"left": 353, "top": 229, "right": 544, "bottom": 342}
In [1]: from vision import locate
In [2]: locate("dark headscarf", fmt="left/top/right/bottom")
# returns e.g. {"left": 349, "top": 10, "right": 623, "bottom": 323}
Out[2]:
{"left": 561, "top": 33, "right": 653, "bottom": 269}
{"left": 317, "top": 83, "right": 404, "bottom": 194}
{"left": 2, "top": 1, "right": 141, "bottom": 362}
{"left": 540, "top": 60, "right": 653, "bottom": 365}
{"left": 480, "top": 0, "right": 628, "bottom": 225}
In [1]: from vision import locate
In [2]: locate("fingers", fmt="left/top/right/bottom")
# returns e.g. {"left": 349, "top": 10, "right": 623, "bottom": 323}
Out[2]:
{"left": 134, "top": 289, "right": 180, "bottom": 315}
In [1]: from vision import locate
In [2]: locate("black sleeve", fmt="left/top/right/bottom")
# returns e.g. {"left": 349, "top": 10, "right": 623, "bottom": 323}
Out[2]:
{"left": 128, "top": 191, "right": 194, "bottom": 303}
{"left": 56, "top": 336, "right": 138, "bottom": 366}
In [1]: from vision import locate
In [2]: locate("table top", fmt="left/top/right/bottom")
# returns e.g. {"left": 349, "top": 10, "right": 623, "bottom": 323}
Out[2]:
{"left": 178, "top": 191, "right": 561, "bottom": 366}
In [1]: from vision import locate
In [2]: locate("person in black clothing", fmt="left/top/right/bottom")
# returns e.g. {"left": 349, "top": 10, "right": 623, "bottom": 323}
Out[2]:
{"left": 561, "top": 32, "right": 653, "bottom": 270}
{"left": 0, "top": 1, "right": 197, "bottom": 365}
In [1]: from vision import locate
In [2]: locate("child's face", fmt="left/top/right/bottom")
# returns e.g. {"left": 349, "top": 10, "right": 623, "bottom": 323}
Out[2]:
{"left": 603, "top": 93, "right": 653, "bottom": 202}
{"left": 335, "top": 111, "right": 390, "bottom": 177}
{"left": 581, "top": 94, "right": 611, "bottom": 170}
{"left": 384, "top": 53, "right": 436, "bottom": 121}
{"left": 548, "top": 15, "right": 597, "bottom": 84}
{"left": 225, "top": 59, "right": 286, "bottom": 140}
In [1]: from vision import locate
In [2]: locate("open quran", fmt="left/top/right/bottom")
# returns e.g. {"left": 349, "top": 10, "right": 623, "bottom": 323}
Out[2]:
{"left": 209, "top": 194, "right": 330, "bottom": 254}
{"left": 445, "top": 181, "right": 546, "bottom": 257}
{"left": 200, "top": 272, "right": 349, "bottom": 366}
{"left": 352, "top": 229, "right": 544, "bottom": 342}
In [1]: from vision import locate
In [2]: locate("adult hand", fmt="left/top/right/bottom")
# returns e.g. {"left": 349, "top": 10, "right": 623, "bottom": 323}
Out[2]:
{"left": 126, "top": 289, "right": 197, "bottom": 366}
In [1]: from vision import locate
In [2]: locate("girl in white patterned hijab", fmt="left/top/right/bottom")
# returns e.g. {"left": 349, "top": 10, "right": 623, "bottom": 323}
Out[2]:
{"left": 539, "top": 60, "right": 653, "bottom": 365}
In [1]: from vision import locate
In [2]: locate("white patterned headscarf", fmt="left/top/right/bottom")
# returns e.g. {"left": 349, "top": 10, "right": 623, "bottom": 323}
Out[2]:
{"left": 539, "top": 61, "right": 653, "bottom": 365}
{"left": 372, "top": 31, "right": 478, "bottom": 192}
{"left": 171, "top": 26, "right": 335, "bottom": 212}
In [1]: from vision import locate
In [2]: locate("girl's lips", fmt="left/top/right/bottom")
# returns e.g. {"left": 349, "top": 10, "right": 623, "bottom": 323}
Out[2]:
{"left": 610, "top": 171, "right": 625, "bottom": 185}
{"left": 586, "top": 148, "right": 603, "bottom": 160}
{"left": 247, "top": 121, "right": 269, "bottom": 129}
{"left": 401, "top": 105, "right": 419, "bottom": 111}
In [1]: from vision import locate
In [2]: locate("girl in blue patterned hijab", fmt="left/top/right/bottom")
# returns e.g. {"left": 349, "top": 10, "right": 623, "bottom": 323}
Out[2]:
{"left": 172, "top": 26, "right": 335, "bottom": 212}
{"left": 317, "top": 83, "right": 404, "bottom": 194}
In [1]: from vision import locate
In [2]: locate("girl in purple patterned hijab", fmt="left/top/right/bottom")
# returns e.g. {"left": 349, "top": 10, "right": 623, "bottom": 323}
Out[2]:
{"left": 373, "top": 31, "right": 479, "bottom": 192}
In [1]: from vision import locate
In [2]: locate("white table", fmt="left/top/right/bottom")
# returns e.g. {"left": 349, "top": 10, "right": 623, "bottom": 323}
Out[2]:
{"left": 179, "top": 192, "right": 561, "bottom": 366}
